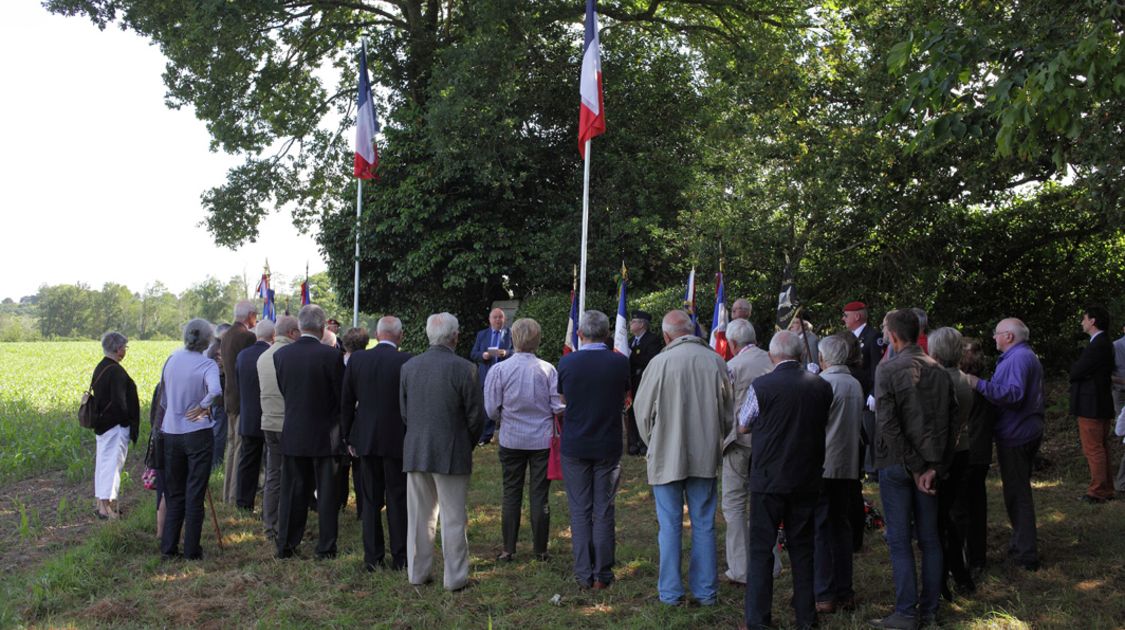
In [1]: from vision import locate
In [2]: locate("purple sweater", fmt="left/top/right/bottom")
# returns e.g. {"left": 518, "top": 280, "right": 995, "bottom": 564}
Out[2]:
{"left": 974, "top": 342, "right": 1044, "bottom": 448}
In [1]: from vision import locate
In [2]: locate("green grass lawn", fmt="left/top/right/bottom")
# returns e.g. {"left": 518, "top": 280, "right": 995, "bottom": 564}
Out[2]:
{"left": 2, "top": 342, "right": 1124, "bottom": 628}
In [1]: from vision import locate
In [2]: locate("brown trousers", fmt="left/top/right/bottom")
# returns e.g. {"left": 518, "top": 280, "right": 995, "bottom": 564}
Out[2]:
{"left": 1078, "top": 417, "right": 1114, "bottom": 500}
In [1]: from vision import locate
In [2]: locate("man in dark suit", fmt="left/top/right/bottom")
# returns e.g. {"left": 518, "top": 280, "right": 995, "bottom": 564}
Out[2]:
{"left": 470, "top": 307, "right": 513, "bottom": 445}
{"left": 220, "top": 299, "right": 258, "bottom": 503}
{"left": 626, "top": 310, "right": 663, "bottom": 456}
{"left": 401, "top": 312, "right": 484, "bottom": 591}
{"left": 737, "top": 330, "right": 833, "bottom": 630}
{"left": 341, "top": 315, "right": 414, "bottom": 571}
{"left": 1072, "top": 305, "right": 1116, "bottom": 503}
{"left": 234, "top": 320, "right": 274, "bottom": 510}
{"left": 272, "top": 304, "right": 346, "bottom": 559}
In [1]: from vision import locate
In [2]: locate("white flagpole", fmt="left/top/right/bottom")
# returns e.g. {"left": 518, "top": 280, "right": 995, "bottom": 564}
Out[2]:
{"left": 579, "top": 139, "right": 592, "bottom": 321}
{"left": 353, "top": 178, "right": 362, "bottom": 328}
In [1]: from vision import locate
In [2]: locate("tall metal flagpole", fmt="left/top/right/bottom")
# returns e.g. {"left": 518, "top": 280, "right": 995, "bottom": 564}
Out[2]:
{"left": 579, "top": 139, "right": 592, "bottom": 319}
{"left": 354, "top": 178, "right": 362, "bottom": 328}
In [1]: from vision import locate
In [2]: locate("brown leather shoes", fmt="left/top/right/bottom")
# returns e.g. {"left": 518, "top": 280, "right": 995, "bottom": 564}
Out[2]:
{"left": 816, "top": 600, "right": 837, "bottom": 614}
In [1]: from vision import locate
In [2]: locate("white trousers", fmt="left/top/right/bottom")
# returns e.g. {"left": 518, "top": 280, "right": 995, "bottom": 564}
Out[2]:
{"left": 406, "top": 471, "right": 471, "bottom": 590}
{"left": 94, "top": 425, "right": 130, "bottom": 501}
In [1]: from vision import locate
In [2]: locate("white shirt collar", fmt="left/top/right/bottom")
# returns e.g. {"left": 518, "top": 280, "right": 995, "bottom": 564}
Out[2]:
{"left": 376, "top": 339, "right": 398, "bottom": 348}
{"left": 852, "top": 323, "right": 866, "bottom": 338}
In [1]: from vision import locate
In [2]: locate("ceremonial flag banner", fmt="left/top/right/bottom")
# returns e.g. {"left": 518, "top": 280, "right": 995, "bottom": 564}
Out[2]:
{"left": 613, "top": 264, "right": 629, "bottom": 354}
{"left": 776, "top": 262, "right": 797, "bottom": 327}
{"left": 300, "top": 280, "right": 311, "bottom": 306}
{"left": 256, "top": 269, "right": 276, "bottom": 322}
{"left": 710, "top": 271, "right": 730, "bottom": 358}
{"left": 354, "top": 46, "right": 380, "bottom": 180}
{"left": 684, "top": 267, "right": 703, "bottom": 337}
{"left": 563, "top": 268, "right": 579, "bottom": 355}
{"left": 578, "top": 0, "right": 605, "bottom": 157}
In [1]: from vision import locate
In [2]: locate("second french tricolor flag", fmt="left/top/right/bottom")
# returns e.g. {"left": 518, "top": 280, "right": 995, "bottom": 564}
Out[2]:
{"left": 354, "top": 45, "right": 380, "bottom": 180}
{"left": 578, "top": 0, "right": 605, "bottom": 157}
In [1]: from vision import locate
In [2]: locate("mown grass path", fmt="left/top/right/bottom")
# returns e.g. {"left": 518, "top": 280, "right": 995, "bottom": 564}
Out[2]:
{"left": 2, "top": 343, "right": 1124, "bottom": 628}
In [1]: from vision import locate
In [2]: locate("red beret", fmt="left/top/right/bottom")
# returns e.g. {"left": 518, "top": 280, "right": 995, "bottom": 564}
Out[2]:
{"left": 843, "top": 301, "right": 867, "bottom": 312}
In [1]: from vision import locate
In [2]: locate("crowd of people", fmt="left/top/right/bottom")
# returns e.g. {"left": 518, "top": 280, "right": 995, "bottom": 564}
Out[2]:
{"left": 85, "top": 297, "right": 1125, "bottom": 629}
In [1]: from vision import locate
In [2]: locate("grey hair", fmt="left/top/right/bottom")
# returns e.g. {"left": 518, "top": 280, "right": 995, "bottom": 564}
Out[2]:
{"left": 768, "top": 330, "right": 803, "bottom": 361}
{"left": 578, "top": 310, "right": 610, "bottom": 342}
{"left": 298, "top": 304, "right": 327, "bottom": 334}
{"left": 376, "top": 315, "right": 403, "bottom": 339}
{"left": 927, "top": 326, "right": 964, "bottom": 368}
{"left": 912, "top": 308, "right": 928, "bottom": 332}
{"left": 1005, "top": 318, "right": 1030, "bottom": 342}
{"left": 426, "top": 312, "right": 459, "bottom": 346}
{"left": 233, "top": 299, "right": 257, "bottom": 324}
{"left": 661, "top": 310, "right": 694, "bottom": 339}
{"left": 254, "top": 319, "right": 276, "bottom": 340}
{"left": 183, "top": 318, "right": 215, "bottom": 353}
{"left": 275, "top": 315, "right": 299, "bottom": 338}
{"left": 510, "top": 318, "right": 542, "bottom": 353}
{"left": 101, "top": 331, "right": 128, "bottom": 356}
{"left": 818, "top": 334, "right": 849, "bottom": 367}
{"left": 732, "top": 298, "right": 752, "bottom": 314}
{"left": 726, "top": 318, "right": 756, "bottom": 348}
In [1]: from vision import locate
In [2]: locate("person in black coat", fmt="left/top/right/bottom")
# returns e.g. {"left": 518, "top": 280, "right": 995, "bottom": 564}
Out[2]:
{"left": 341, "top": 316, "right": 414, "bottom": 571}
{"left": 91, "top": 331, "right": 140, "bottom": 520}
{"left": 1072, "top": 305, "right": 1117, "bottom": 503}
{"left": 273, "top": 304, "right": 346, "bottom": 559}
{"left": 626, "top": 310, "right": 663, "bottom": 456}
{"left": 235, "top": 321, "right": 274, "bottom": 510}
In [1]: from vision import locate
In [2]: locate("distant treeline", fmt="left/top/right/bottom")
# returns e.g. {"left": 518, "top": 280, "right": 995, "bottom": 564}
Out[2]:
{"left": 0, "top": 273, "right": 341, "bottom": 342}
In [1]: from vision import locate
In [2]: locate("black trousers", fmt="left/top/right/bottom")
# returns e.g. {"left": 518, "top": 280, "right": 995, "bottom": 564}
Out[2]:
{"left": 998, "top": 437, "right": 1040, "bottom": 566}
{"left": 940, "top": 450, "right": 972, "bottom": 585}
{"left": 337, "top": 457, "right": 361, "bottom": 515}
{"left": 277, "top": 454, "right": 341, "bottom": 558}
{"left": 499, "top": 446, "right": 551, "bottom": 555}
{"left": 161, "top": 429, "right": 213, "bottom": 559}
{"left": 358, "top": 453, "right": 408, "bottom": 569}
{"left": 236, "top": 434, "right": 265, "bottom": 509}
{"left": 624, "top": 406, "right": 644, "bottom": 454}
{"left": 962, "top": 463, "right": 990, "bottom": 568}
{"left": 814, "top": 479, "right": 855, "bottom": 602}
{"left": 746, "top": 491, "right": 818, "bottom": 629}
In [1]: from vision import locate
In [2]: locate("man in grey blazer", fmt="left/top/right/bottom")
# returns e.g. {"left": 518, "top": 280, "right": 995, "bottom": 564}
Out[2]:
{"left": 722, "top": 318, "right": 774, "bottom": 586}
{"left": 399, "top": 312, "right": 485, "bottom": 590}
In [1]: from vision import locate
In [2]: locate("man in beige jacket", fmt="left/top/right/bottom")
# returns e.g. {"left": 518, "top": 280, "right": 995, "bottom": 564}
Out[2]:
{"left": 634, "top": 310, "right": 733, "bottom": 606}
{"left": 722, "top": 318, "right": 773, "bottom": 586}
{"left": 256, "top": 315, "right": 300, "bottom": 541}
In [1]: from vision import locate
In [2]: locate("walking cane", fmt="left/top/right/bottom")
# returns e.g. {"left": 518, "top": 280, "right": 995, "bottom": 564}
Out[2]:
{"left": 206, "top": 485, "right": 225, "bottom": 550}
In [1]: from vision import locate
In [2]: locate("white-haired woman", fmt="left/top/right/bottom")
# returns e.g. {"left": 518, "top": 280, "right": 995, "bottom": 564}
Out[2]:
{"left": 483, "top": 317, "right": 565, "bottom": 562}
{"left": 91, "top": 331, "right": 140, "bottom": 520}
{"left": 160, "top": 319, "right": 222, "bottom": 560}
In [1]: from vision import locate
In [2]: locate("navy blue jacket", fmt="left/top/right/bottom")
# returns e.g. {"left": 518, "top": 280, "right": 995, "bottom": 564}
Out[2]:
{"left": 557, "top": 347, "right": 631, "bottom": 461}
{"left": 748, "top": 361, "right": 833, "bottom": 494}
{"left": 236, "top": 340, "right": 270, "bottom": 437}
{"left": 341, "top": 343, "right": 414, "bottom": 458}
{"left": 470, "top": 327, "right": 513, "bottom": 387}
{"left": 274, "top": 336, "right": 345, "bottom": 457}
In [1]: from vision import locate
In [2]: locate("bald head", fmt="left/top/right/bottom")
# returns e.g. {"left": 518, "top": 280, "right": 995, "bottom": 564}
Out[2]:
{"left": 993, "top": 317, "right": 1029, "bottom": 353}
{"left": 376, "top": 315, "right": 404, "bottom": 343}
{"left": 768, "top": 330, "right": 803, "bottom": 363}
{"left": 489, "top": 308, "right": 506, "bottom": 331}
{"left": 661, "top": 310, "right": 694, "bottom": 342}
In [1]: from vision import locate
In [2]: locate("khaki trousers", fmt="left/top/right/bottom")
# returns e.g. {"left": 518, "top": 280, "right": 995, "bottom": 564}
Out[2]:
{"left": 406, "top": 471, "right": 470, "bottom": 591}
{"left": 721, "top": 444, "right": 751, "bottom": 583}
{"left": 222, "top": 413, "right": 242, "bottom": 503}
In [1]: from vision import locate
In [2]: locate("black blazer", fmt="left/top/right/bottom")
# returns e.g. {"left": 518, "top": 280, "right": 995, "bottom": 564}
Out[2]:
{"left": 856, "top": 323, "right": 883, "bottom": 397}
{"left": 236, "top": 340, "right": 270, "bottom": 437}
{"left": 341, "top": 343, "right": 414, "bottom": 458}
{"left": 748, "top": 361, "right": 833, "bottom": 494}
{"left": 273, "top": 336, "right": 345, "bottom": 457}
{"left": 629, "top": 331, "right": 664, "bottom": 392}
{"left": 1070, "top": 332, "right": 1115, "bottom": 419}
{"left": 91, "top": 357, "right": 140, "bottom": 442}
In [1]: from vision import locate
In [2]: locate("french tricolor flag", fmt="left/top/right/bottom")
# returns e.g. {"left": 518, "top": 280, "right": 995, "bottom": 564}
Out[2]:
{"left": 563, "top": 285, "right": 579, "bottom": 355}
{"left": 613, "top": 265, "right": 629, "bottom": 355}
{"left": 578, "top": 0, "right": 605, "bottom": 158}
{"left": 684, "top": 266, "right": 703, "bottom": 337}
{"left": 354, "top": 45, "right": 380, "bottom": 180}
{"left": 710, "top": 271, "right": 731, "bottom": 359}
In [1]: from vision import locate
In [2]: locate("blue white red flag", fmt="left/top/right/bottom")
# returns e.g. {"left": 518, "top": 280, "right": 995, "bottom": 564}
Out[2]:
{"left": 255, "top": 270, "right": 276, "bottom": 322}
{"left": 613, "top": 263, "right": 629, "bottom": 354}
{"left": 354, "top": 45, "right": 380, "bottom": 179}
{"left": 683, "top": 266, "right": 703, "bottom": 337}
{"left": 563, "top": 267, "right": 579, "bottom": 355}
{"left": 300, "top": 280, "right": 311, "bottom": 306}
{"left": 578, "top": 0, "right": 605, "bottom": 157}
{"left": 710, "top": 271, "right": 731, "bottom": 359}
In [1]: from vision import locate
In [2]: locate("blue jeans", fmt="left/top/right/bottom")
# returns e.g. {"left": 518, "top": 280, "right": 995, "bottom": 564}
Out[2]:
{"left": 653, "top": 477, "right": 719, "bottom": 605}
{"left": 879, "top": 464, "right": 942, "bottom": 619}
{"left": 210, "top": 403, "right": 228, "bottom": 469}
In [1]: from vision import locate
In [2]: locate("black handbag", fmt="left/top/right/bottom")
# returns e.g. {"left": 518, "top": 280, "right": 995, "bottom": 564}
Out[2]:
{"left": 144, "top": 362, "right": 170, "bottom": 470}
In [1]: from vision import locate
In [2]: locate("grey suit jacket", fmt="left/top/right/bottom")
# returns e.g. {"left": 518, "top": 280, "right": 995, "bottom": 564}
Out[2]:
{"left": 400, "top": 345, "right": 484, "bottom": 475}
{"left": 723, "top": 346, "right": 774, "bottom": 452}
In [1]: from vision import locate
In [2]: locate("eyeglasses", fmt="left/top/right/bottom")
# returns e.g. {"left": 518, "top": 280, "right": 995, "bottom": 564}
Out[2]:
{"left": 992, "top": 329, "right": 1013, "bottom": 338}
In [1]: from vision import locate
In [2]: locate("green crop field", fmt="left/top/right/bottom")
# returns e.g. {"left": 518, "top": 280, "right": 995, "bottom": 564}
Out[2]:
{"left": 0, "top": 341, "right": 178, "bottom": 484}
{"left": 1, "top": 342, "right": 1124, "bottom": 628}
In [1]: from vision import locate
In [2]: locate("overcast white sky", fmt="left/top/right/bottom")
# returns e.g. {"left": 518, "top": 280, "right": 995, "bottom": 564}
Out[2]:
{"left": 0, "top": 0, "right": 326, "bottom": 301}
